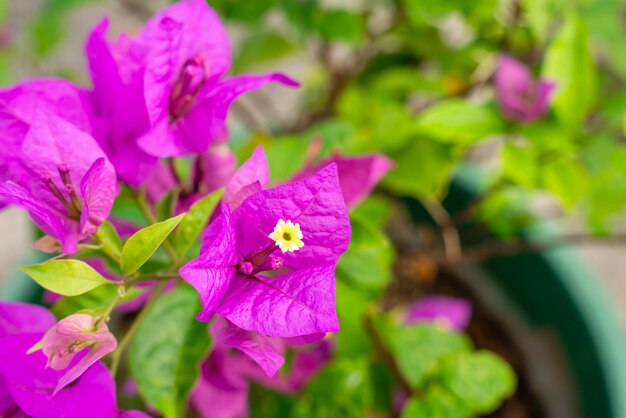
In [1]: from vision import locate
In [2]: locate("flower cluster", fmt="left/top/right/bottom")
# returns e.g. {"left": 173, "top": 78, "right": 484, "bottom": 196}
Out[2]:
{"left": 0, "top": 1, "right": 394, "bottom": 417}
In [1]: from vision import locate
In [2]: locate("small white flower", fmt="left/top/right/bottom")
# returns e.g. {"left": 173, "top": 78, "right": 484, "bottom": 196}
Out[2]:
{"left": 268, "top": 219, "right": 304, "bottom": 253}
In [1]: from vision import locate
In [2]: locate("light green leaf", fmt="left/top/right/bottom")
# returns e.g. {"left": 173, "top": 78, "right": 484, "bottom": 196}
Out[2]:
{"left": 383, "top": 139, "right": 461, "bottom": 199}
{"left": 21, "top": 259, "right": 112, "bottom": 296}
{"left": 501, "top": 142, "right": 537, "bottom": 189}
{"left": 316, "top": 9, "right": 364, "bottom": 45}
{"left": 437, "top": 351, "right": 517, "bottom": 414}
{"left": 523, "top": 0, "right": 567, "bottom": 42}
{"left": 175, "top": 189, "right": 224, "bottom": 258}
{"left": 372, "top": 316, "right": 472, "bottom": 388}
{"left": 94, "top": 221, "right": 123, "bottom": 258}
{"left": 130, "top": 286, "right": 211, "bottom": 418}
{"left": 350, "top": 194, "right": 394, "bottom": 229}
{"left": 542, "top": 15, "right": 597, "bottom": 130}
{"left": 294, "top": 357, "right": 372, "bottom": 418}
{"left": 337, "top": 216, "right": 394, "bottom": 291}
{"left": 401, "top": 388, "right": 468, "bottom": 418}
{"left": 335, "top": 279, "right": 374, "bottom": 358}
{"left": 402, "top": 0, "right": 463, "bottom": 26}
{"left": 120, "top": 214, "right": 184, "bottom": 275}
{"left": 264, "top": 136, "right": 309, "bottom": 182}
{"left": 52, "top": 283, "right": 141, "bottom": 319}
{"left": 415, "top": 100, "right": 503, "bottom": 145}
{"left": 540, "top": 158, "right": 589, "bottom": 209}
{"left": 476, "top": 187, "right": 535, "bottom": 238}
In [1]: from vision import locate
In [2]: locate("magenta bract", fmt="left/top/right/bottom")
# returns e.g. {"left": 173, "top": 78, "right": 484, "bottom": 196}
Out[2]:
{"left": 86, "top": 0, "right": 297, "bottom": 181}
{"left": 404, "top": 296, "right": 472, "bottom": 332}
{"left": 0, "top": 79, "right": 94, "bottom": 209}
{"left": 180, "top": 162, "right": 350, "bottom": 339}
{"left": 0, "top": 301, "right": 144, "bottom": 418}
{"left": 0, "top": 113, "right": 117, "bottom": 253}
{"left": 293, "top": 152, "right": 394, "bottom": 209}
{"left": 495, "top": 54, "right": 555, "bottom": 124}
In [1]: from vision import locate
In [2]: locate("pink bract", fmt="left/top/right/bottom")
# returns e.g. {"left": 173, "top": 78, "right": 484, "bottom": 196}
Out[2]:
{"left": 495, "top": 54, "right": 555, "bottom": 124}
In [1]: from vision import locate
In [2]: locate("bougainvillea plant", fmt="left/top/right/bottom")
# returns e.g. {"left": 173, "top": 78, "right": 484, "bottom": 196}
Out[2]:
{"left": 22, "top": 0, "right": 626, "bottom": 416}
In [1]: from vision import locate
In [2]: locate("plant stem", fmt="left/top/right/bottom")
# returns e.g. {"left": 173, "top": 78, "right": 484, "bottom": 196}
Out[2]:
{"left": 97, "top": 291, "right": 124, "bottom": 327}
{"left": 363, "top": 308, "right": 414, "bottom": 395}
{"left": 110, "top": 281, "right": 166, "bottom": 376}
{"left": 91, "top": 233, "right": 121, "bottom": 265}
{"left": 444, "top": 232, "right": 626, "bottom": 266}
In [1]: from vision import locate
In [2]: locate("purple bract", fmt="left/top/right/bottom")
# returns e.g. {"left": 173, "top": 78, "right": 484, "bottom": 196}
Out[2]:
{"left": 0, "top": 112, "right": 117, "bottom": 254}
{"left": 495, "top": 54, "right": 555, "bottom": 124}
{"left": 180, "top": 162, "right": 351, "bottom": 339}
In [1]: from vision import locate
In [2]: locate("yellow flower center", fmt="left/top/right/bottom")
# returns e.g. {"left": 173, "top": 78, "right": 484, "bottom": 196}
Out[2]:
{"left": 269, "top": 219, "right": 304, "bottom": 253}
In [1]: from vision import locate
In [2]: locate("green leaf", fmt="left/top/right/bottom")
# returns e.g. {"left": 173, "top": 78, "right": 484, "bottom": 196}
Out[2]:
{"left": 540, "top": 157, "right": 589, "bottom": 209}
{"left": 94, "top": 221, "right": 123, "bottom": 258}
{"left": 337, "top": 88, "right": 418, "bottom": 153}
{"left": 402, "top": 0, "right": 465, "bottom": 26}
{"left": 335, "top": 279, "right": 374, "bottom": 357}
{"left": 476, "top": 187, "right": 535, "bottom": 238}
{"left": 436, "top": 351, "right": 517, "bottom": 414}
{"left": 210, "top": 0, "right": 275, "bottom": 23}
{"left": 21, "top": 259, "right": 112, "bottom": 297}
{"left": 175, "top": 189, "right": 224, "bottom": 258}
{"left": 0, "top": 0, "right": 7, "bottom": 22}
{"left": 415, "top": 100, "right": 504, "bottom": 145}
{"left": 350, "top": 194, "right": 394, "bottom": 229}
{"left": 130, "top": 286, "right": 211, "bottom": 418}
{"left": 30, "top": 0, "right": 99, "bottom": 56}
{"left": 401, "top": 387, "right": 468, "bottom": 418}
{"left": 294, "top": 357, "right": 373, "bottom": 418}
{"left": 523, "top": 0, "right": 567, "bottom": 42}
{"left": 372, "top": 317, "right": 472, "bottom": 388}
{"left": 383, "top": 139, "right": 461, "bottom": 199}
{"left": 234, "top": 31, "right": 295, "bottom": 72}
{"left": 542, "top": 15, "right": 597, "bottom": 130}
{"left": 279, "top": 0, "right": 320, "bottom": 35}
{"left": 264, "top": 136, "right": 310, "bottom": 182}
{"left": 337, "top": 216, "right": 394, "bottom": 291}
{"left": 120, "top": 214, "right": 184, "bottom": 275}
{"left": 111, "top": 188, "right": 146, "bottom": 226}
{"left": 52, "top": 283, "right": 141, "bottom": 319}
{"left": 316, "top": 9, "right": 364, "bottom": 45}
{"left": 501, "top": 142, "right": 537, "bottom": 189}
{"left": 586, "top": 144, "right": 626, "bottom": 233}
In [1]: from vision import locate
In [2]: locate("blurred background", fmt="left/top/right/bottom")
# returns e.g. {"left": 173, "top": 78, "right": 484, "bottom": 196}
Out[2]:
{"left": 2, "top": 0, "right": 626, "bottom": 322}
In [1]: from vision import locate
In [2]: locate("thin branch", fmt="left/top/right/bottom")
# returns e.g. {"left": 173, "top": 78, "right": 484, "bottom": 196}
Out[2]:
{"left": 167, "top": 157, "right": 184, "bottom": 191}
{"left": 421, "top": 198, "right": 462, "bottom": 263}
{"left": 363, "top": 309, "right": 414, "bottom": 395}
{"left": 110, "top": 281, "right": 166, "bottom": 376}
{"left": 443, "top": 232, "right": 626, "bottom": 266}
